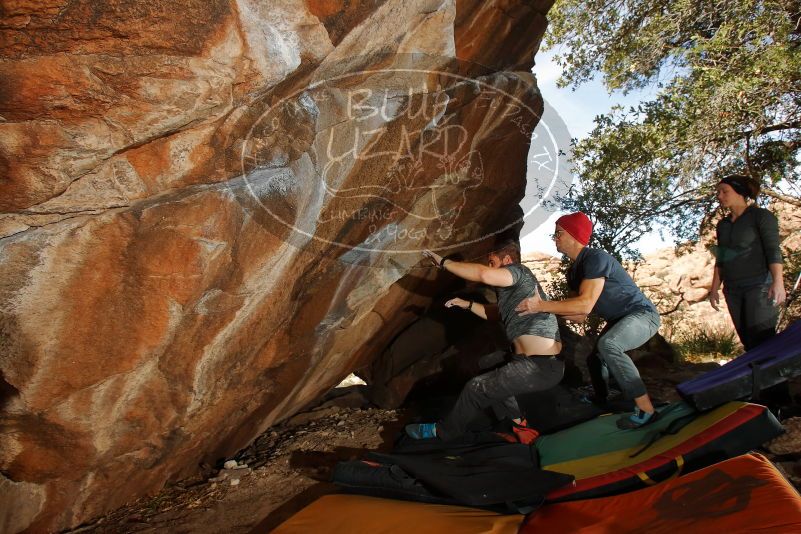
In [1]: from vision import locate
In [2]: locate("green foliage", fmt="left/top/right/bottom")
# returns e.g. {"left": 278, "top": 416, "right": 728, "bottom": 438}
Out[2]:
{"left": 673, "top": 326, "right": 741, "bottom": 361}
{"left": 547, "top": 0, "right": 801, "bottom": 253}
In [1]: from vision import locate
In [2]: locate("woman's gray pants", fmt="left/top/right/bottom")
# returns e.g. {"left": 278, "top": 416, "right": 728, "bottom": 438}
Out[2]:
{"left": 724, "top": 283, "right": 778, "bottom": 351}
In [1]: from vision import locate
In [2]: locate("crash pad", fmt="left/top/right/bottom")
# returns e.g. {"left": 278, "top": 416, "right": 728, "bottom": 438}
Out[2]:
{"left": 677, "top": 320, "right": 801, "bottom": 410}
{"left": 522, "top": 453, "right": 801, "bottom": 533}
{"left": 272, "top": 494, "right": 524, "bottom": 534}
{"left": 536, "top": 400, "right": 783, "bottom": 501}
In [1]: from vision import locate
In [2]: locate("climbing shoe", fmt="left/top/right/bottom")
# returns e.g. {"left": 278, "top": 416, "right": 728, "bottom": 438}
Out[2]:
{"left": 512, "top": 419, "right": 540, "bottom": 445}
{"left": 616, "top": 408, "right": 659, "bottom": 430}
{"left": 405, "top": 422, "right": 437, "bottom": 439}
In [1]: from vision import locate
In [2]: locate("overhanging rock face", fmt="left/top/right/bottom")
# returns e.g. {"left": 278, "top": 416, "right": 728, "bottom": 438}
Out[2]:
{"left": 0, "top": 0, "right": 553, "bottom": 531}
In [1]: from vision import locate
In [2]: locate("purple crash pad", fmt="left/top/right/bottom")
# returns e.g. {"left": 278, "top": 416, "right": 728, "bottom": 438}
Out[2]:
{"left": 677, "top": 321, "right": 801, "bottom": 411}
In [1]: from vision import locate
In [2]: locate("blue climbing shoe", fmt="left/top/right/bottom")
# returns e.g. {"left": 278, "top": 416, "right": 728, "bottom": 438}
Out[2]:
{"left": 616, "top": 408, "right": 659, "bottom": 430}
{"left": 405, "top": 422, "right": 437, "bottom": 439}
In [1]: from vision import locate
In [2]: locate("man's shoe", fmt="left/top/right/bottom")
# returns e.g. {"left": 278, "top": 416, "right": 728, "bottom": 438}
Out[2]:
{"left": 405, "top": 423, "right": 437, "bottom": 439}
{"left": 616, "top": 408, "right": 659, "bottom": 430}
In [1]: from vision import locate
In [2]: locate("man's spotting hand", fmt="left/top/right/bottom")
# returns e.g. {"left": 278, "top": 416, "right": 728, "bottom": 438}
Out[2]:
{"left": 515, "top": 290, "right": 542, "bottom": 316}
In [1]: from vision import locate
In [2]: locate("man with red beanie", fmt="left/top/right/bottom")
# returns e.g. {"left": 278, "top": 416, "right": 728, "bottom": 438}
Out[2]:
{"left": 515, "top": 212, "right": 661, "bottom": 429}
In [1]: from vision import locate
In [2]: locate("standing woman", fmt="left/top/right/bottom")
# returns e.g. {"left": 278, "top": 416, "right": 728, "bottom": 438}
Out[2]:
{"left": 709, "top": 174, "right": 786, "bottom": 350}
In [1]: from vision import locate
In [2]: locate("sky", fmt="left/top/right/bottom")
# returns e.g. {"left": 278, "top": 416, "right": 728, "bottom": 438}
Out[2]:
{"left": 519, "top": 47, "right": 668, "bottom": 256}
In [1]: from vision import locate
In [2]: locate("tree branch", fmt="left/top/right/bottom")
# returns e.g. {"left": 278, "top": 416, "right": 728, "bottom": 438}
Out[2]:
{"left": 748, "top": 120, "right": 801, "bottom": 137}
{"left": 763, "top": 187, "right": 801, "bottom": 207}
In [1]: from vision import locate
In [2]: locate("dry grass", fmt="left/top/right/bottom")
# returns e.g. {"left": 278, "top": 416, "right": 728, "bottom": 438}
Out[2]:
{"left": 671, "top": 326, "right": 742, "bottom": 364}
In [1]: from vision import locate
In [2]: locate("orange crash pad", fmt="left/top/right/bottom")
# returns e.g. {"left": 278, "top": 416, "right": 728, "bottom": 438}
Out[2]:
{"left": 272, "top": 494, "right": 524, "bottom": 534}
{"left": 522, "top": 453, "right": 801, "bottom": 533}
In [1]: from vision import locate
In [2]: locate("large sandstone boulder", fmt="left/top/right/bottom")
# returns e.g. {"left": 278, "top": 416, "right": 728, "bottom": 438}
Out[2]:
{"left": 0, "top": 0, "right": 554, "bottom": 531}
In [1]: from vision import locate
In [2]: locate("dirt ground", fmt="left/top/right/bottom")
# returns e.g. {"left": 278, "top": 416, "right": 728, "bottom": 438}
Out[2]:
{"left": 64, "top": 364, "right": 801, "bottom": 534}
{"left": 65, "top": 388, "right": 405, "bottom": 534}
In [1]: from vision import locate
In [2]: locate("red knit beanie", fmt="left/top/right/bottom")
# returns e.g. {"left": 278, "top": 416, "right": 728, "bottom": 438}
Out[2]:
{"left": 556, "top": 212, "right": 592, "bottom": 246}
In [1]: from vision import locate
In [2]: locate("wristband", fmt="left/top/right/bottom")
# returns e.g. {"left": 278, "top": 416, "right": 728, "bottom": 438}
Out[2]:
{"left": 468, "top": 301, "right": 473, "bottom": 311}
{"left": 439, "top": 256, "right": 448, "bottom": 269}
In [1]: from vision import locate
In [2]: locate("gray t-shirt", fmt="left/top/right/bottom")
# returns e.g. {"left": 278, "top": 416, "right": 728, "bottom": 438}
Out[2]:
{"left": 495, "top": 264, "right": 560, "bottom": 343}
{"left": 714, "top": 205, "right": 782, "bottom": 290}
